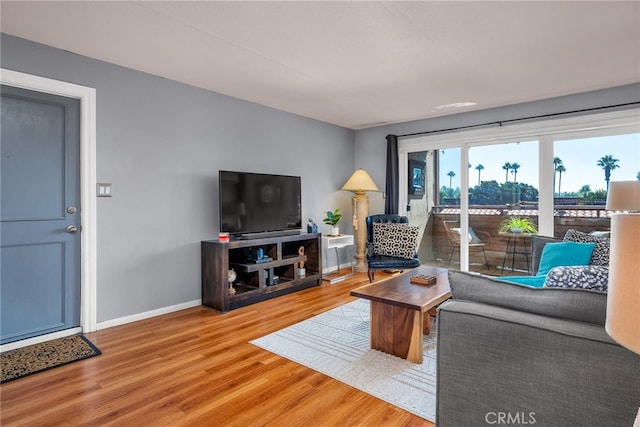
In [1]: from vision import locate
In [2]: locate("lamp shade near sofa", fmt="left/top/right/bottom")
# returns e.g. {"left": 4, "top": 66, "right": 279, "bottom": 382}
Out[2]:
{"left": 605, "top": 180, "right": 640, "bottom": 354}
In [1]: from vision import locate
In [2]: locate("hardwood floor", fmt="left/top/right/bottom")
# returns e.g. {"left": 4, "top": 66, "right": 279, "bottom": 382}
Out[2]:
{"left": 0, "top": 272, "right": 435, "bottom": 427}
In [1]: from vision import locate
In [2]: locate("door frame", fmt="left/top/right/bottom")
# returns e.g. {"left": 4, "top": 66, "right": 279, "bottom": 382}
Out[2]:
{"left": 1, "top": 68, "right": 97, "bottom": 349}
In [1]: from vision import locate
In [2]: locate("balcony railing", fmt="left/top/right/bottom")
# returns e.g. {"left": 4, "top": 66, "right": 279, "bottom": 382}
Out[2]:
{"left": 425, "top": 204, "right": 611, "bottom": 274}
{"left": 433, "top": 203, "right": 612, "bottom": 218}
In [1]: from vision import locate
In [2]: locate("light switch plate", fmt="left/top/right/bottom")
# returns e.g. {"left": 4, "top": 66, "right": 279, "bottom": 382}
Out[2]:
{"left": 97, "top": 183, "right": 112, "bottom": 197}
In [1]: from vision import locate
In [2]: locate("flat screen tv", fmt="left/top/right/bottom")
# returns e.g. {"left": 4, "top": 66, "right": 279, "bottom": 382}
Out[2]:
{"left": 219, "top": 170, "right": 302, "bottom": 238}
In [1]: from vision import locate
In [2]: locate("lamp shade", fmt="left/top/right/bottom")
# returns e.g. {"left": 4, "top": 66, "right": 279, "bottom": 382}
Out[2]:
{"left": 341, "top": 168, "right": 380, "bottom": 194}
{"left": 605, "top": 213, "right": 640, "bottom": 354}
{"left": 606, "top": 181, "right": 640, "bottom": 212}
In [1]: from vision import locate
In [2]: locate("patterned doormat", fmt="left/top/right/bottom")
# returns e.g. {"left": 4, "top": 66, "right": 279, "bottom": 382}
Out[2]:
{"left": 1, "top": 335, "right": 101, "bottom": 384}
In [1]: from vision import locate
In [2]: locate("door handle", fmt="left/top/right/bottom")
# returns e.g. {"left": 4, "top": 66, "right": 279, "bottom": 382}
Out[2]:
{"left": 66, "top": 225, "right": 78, "bottom": 233}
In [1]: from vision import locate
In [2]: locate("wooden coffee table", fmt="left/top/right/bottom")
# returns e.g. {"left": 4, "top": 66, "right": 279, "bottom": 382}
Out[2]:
{"left": 350, "top": 266, "right": 451, "bottom": 364}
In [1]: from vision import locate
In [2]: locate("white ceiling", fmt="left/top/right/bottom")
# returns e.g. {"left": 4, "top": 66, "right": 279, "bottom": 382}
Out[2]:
{"left": 2, "top": 1, "right": 639, "bottom": 130}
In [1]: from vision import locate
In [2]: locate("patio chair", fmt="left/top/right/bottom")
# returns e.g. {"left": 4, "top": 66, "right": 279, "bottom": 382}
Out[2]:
{"left": 443, "top": 220, "right": 491, "bottom": 270}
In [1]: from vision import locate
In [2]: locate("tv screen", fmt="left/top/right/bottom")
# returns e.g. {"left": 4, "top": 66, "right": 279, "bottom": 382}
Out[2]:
{"left": 219, "top": 170, "right": 302, "bottom": 236}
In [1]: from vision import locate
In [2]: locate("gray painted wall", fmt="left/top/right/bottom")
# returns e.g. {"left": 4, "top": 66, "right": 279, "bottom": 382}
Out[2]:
{"left": 4, "top": 32, "right": 637, "bottom": 323}
{"left": 355, "top": 84, "right": 640, "bottom": 215}
{"left": 1, "top": 34, "right": 356, "bottom": 322}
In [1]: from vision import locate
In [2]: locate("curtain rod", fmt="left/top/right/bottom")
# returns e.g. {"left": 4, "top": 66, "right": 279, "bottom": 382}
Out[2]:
{"left": 397, "top": 101, "right": 640, "bottom": 139}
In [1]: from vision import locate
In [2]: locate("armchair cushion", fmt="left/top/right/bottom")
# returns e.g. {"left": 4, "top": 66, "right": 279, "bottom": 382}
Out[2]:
{"left": 367, "top": 254, "right": 420, "bottom": 269}
{"left": 450, "top": 227, "right": 485, "bottom": 244}
{"left": 372, "top": 222, "right": 419, "bottom": 260}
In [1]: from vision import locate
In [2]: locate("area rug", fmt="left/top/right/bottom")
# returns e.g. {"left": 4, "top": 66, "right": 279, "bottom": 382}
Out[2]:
{"left": 251, "top": 299, "right": 437, "bottom": 421}
{"left": 1, "top": 334, "right": 101, "bottom": 384}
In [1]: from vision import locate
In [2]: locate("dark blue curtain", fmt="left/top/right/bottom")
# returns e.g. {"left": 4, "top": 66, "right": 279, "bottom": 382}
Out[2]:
{"left": 385, "top": 135, "right": 399, "bottom": 214}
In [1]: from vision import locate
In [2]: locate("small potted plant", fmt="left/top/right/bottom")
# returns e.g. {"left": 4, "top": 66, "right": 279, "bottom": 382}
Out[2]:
{"left": 323, "top": 209, "right": 342, "bottom": 236}
{"left": 499, "top": 216, "right": 537, "bottom": 234}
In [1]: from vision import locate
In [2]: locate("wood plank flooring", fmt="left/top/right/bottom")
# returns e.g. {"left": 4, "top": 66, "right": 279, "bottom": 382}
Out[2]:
{"left": 0, "top": 272, "right": 435, "bottom": 426}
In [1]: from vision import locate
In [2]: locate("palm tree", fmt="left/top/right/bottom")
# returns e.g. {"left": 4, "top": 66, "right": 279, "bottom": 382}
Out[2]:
{"left": 553, "top": 157, "right": 563, "bottom": 168}
{"left": 637, "top": 171, "right": 640, "bottom": 180}
{"left": 579, "top": 184, "right": 593, "bottom": 204}
{"left": 596, "top": 155, "right": 620, "bottom": 189}
{"left": 502, "top": 162, "right": 512, "bottom": 183}
{"left": 556, "top": 164, "right": 566, "bottom": 195}
{"left": 553, "top": 157, "right": 564, "bottom": 195}
{"left": 447, "top": 170, "right": 456, "bottom": 189}
{"left": 510, "top": 163, "right": 521, "bottom": 183}
{"left": 475, "top": 164, "right": 485, "bottom": 185}
{"left": 579, "top": 184, "right": 592, "bottom": 196}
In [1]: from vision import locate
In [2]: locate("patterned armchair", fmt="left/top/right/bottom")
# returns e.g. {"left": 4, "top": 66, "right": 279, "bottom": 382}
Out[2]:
{"left": 366, "top": 214, "right": 420, "bottom": 282}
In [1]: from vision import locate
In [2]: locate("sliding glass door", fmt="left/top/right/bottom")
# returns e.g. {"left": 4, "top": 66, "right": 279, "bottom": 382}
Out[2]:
{"left": 398, "top": 109, "right": 639, "bottom": 275}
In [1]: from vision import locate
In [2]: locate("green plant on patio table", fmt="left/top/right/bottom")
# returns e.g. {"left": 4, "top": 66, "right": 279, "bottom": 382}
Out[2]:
{"left": 499, "top": 216, "right": 537, "bottom": 234}
{"left": 323, "top": 209, "right": 342, "bottom": 226}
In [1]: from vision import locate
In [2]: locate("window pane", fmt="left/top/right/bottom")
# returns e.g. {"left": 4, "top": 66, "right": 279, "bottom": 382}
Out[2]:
{"left": 407, "top": 151, "right": 431, "bottom": 266}
{"left": 419, "top": 148, "right": 462, "bottom": 270}
{"left": 553, "top": 133, "right": 640, "bottom": 238}
{"left": 468, "top": 141, "right": 538, "bottom": 276}
{"left": 439, "top": 147, "right": 461, "bottom": 206}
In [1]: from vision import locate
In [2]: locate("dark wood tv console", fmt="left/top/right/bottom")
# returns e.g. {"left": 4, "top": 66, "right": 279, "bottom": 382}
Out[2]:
{"left": 201, "top": 233, "right": 322, "bottom": 313}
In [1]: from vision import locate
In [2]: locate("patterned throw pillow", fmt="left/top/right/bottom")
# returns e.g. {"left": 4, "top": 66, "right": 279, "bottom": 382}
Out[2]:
{"left": 544, "top": 266, "right": 609, "bottom": 292}
{"left": 563, "top": 229, "right": 610, "bottom": 266}
{"left": 372, "top": 222, "right": 419, "bottom": 260}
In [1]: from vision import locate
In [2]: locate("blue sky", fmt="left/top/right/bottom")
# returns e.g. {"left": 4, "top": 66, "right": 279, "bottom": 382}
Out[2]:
{"left": 439, "top": 133, "right": 640, "bottom": 193}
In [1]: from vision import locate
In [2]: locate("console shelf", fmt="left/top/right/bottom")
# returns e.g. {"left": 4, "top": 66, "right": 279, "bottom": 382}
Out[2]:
{"left": 201, "top": 233, "right": 322, "bottom": 313}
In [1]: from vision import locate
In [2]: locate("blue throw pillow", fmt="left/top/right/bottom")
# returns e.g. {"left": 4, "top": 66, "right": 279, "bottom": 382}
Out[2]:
{"left": 537, "top": 242, "right": 595, "bottom": 276}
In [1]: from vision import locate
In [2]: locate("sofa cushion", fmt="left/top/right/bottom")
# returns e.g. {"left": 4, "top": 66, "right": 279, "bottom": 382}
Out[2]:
{"left": 372, "top": 222, "right": 419, "bottom": 260}
{"left": 448, "top": 269, "right": 607, "bottom": 325}
{"left": 564, "top": 229, "right": 610, "bottom": 266}
{"left": 537, "top": 241, "right": 595, "bottom": 275}
{"left": 530, "top": 235, "right": 561, "bottom": 275}
{"left": 544, "top": 265, "right": 609, "bottom": 292}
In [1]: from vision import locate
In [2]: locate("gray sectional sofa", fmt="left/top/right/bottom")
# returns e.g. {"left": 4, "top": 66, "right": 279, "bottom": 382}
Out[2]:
{"left": 436, "top": 270, "right": 640, "bottom": 426}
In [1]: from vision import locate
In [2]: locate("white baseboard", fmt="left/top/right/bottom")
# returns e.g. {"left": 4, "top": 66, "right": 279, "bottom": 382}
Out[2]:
{"left": 97, "top": 299, "right": 202, "bottom": 331}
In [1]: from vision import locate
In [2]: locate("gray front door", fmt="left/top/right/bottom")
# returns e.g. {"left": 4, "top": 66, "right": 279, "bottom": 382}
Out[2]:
{"left": 1, "top": 85, "right": 81, "bottom": 345}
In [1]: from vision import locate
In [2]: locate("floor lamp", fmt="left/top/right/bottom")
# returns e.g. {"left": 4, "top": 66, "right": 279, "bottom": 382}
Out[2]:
{"left": 604, "top": 181, "right": 640, "bottom": 426}
{"left": 342, "top": 168, "right": 380, "bottom": 272}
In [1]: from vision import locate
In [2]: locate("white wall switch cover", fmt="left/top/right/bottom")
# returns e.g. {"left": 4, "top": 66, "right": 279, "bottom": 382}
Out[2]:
{"left": 97, "top": 183, "right": 112, "bottom": 197}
